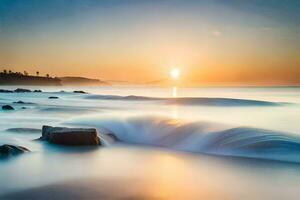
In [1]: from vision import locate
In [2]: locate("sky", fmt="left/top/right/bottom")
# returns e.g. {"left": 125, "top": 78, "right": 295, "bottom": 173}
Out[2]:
{"left": 0, "top": 0, "right": 299, "bottom": 86}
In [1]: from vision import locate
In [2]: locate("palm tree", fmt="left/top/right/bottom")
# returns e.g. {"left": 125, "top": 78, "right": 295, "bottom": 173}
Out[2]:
{"left": 36, "top": 71, "right": 39, "bottom": 76}
{"left": 46, "top": 74, "right": 50, "bottom": 78}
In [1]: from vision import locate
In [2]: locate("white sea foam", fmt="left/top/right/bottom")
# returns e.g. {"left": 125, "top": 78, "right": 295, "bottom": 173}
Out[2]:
{"left": 69, "top": 115, "right": 300, "bottom": 163}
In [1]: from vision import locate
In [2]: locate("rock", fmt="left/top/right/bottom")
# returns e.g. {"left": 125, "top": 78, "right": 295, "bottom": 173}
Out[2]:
{"left": 0, "top": 89, "right": 13, "bottom": 93}
{"left": 21, "top": 107, "right": 27, "bottom": 109}
{"left": 13, "top": 100, "right": 34, "bottom": 104}
{"left": 0, "top": 144, "right": 30, "bottom": 157}
{"left": 73, "top": 90, "right": 87, "bottom": 94}
{"left": 13, "top": 100, "right": 25, "bottom": 104}
{"left": 6, "top": 128, "right": 41, "bottom": 133}
{"left": 48, "top": 96, "right": 59, "bottom": 99}
{"left": 33, "top": 90, "right": 42, "bottom": 92}
{"left": 14, "top": 88, "right": 32, "bottom": 93}
{"left": 2, "top": 105, "right": 14, "bottom": 110}
{"left": 40, "top": 125, "right": 101, "bottom": 146}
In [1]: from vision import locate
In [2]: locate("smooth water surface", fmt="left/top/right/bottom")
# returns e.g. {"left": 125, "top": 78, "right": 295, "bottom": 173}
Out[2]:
{"left": 1, "top": 86, "right": 300, "bottom": 199}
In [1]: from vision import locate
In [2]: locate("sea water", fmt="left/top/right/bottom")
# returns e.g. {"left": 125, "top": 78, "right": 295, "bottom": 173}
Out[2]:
{"left": 0, "top": 86, "right": 300, "bottom": 199}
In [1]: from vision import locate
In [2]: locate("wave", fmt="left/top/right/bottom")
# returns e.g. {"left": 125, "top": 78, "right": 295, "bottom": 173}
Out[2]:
{"left": 37, "top": 105, "right": 100, "bottom": 113}
{"left": 85, "top": 95, "right": 284, "bottom": 107}
{"left": 86, "top": 95, "right": 156, "bottom": 101}
{"left": 38, "top": 107, "right": 93, "bottom": 113}
{"left": 69, "top": 116, "right": 300, "bottom": 163}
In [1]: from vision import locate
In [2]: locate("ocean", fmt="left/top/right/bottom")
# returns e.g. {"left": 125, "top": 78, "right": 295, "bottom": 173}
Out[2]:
{"left": 0, "top": 85, "right": 300, "bottom": 199}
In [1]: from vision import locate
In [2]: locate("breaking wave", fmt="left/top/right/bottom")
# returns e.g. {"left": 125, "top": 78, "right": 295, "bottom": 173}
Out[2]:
{"left": 70, "top": 116, "right": 300, "bottom": 163}
{"left": 85, "top": 95, "right": 284, "bottom": 106}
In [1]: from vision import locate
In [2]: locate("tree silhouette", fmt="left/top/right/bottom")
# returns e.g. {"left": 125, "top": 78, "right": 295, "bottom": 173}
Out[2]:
{"left": 36, "top": 71, "right": 39, "bottom": 76}
{"left": 46, "top": 74, "right": 50, "bottom": 78}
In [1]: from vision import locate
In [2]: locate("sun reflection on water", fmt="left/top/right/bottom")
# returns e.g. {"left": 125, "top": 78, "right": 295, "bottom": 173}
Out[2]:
{"left": 172, "top": 86, "right": 177, "bottom": 98}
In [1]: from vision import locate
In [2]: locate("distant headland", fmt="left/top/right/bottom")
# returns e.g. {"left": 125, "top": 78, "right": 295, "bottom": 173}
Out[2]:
{"left": 0, "top": 70, "right": 109, "bottom": 86}
{"left": 59, "top": 76, "right": 109, "bottom": 86}
{"left": 0, "top": 70, "right": 61, "bottom": 86}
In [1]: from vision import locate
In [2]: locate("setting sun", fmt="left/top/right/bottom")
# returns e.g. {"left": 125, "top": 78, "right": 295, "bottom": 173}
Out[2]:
{"left": 170, "top": 68, "right": 180, "bottom": 80}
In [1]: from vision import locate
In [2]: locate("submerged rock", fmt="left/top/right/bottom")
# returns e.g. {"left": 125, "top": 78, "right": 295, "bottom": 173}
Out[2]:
{"left": 0, "top": 89, "right": 13, "bottom": 93}
{"left": 73, "top": 90, "right": 87, "bottom": 94}
{"left": 14, "top": 88, "right": 32, "bottom": 93}
{"left": 6, "top": 128, "right": 41, "bottom": 133}
{"left": 33, "top": 89, "right": 42, "bottom": 92}
{"left": 40, "top": 125, "right": 101, "bottom": 146}
{"left": 13, "top": 100, "right": 34, "bottom": 104}
{"left": 2, "top": 105, "right": 14, "bottom": 110}
{"left": 13, "top": 100, "right": 25, "bottom": 104}
{"left": 48, "top": 96, "right": 59, "bottom": 99}
{"left": 0, "top": 144, "right": 30, "bottom": 157}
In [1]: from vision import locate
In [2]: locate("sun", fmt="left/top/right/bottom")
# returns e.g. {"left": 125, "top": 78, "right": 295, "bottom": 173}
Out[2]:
{"left": 170, "top": 68, "right": 180, "bottom": 79}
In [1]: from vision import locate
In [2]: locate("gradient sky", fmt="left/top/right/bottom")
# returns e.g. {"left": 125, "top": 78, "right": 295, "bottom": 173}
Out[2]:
{"left": 0, "top": 0, "right": 300, "bottom": 86}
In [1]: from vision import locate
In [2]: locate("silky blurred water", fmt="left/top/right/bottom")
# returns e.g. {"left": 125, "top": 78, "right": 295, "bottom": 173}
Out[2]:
{"left": 0, "top": 86, "right": 300, "bottom": 199}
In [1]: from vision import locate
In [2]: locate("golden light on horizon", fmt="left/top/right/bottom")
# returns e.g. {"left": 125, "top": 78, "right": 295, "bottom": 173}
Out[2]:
{"left": 172, "top": 86, "right": 177, "bottom": 98}
{"left": 170, "top": 68, "right": 180, "bottom": 80}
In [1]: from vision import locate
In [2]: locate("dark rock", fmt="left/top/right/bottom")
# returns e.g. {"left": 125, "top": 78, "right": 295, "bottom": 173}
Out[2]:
{"left": 73, "top": 90, "right": 87, "bottom": 94}
{"left": 48, "top": 96, "right": 59, "bottom": 99}
{"left": 40, "top": 125, "right": 101, "bottom": 146}
{"left": 33, "top": 90, "right": 42, "bottom": 92}
{"left": 0, "top": 144, "right": 30, "bottom": 157}
{"left": 14, "top": 88, "right": 32, "bottom": 93}
{"left": 2, "top": 105, "right": 14, "bottom": 110}
{"left": 13, "top": 100, "right": 34, "bottom": 104}
{"left": 6, "top": 128, "right": 41, "bottom": 133}
{"left": 21, "top": 107, "right": 27, "bottom": 109}
{"left": 0, "top": 89, "right": 13, "bottom": 93}
{"left": 13, "top": 100, "right": 25, "bottom": 104}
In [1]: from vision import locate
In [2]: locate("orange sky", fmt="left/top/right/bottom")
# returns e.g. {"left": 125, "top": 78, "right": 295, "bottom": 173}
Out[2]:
{"left": 0, "top": 0, "right": 299, "bottom": 86}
